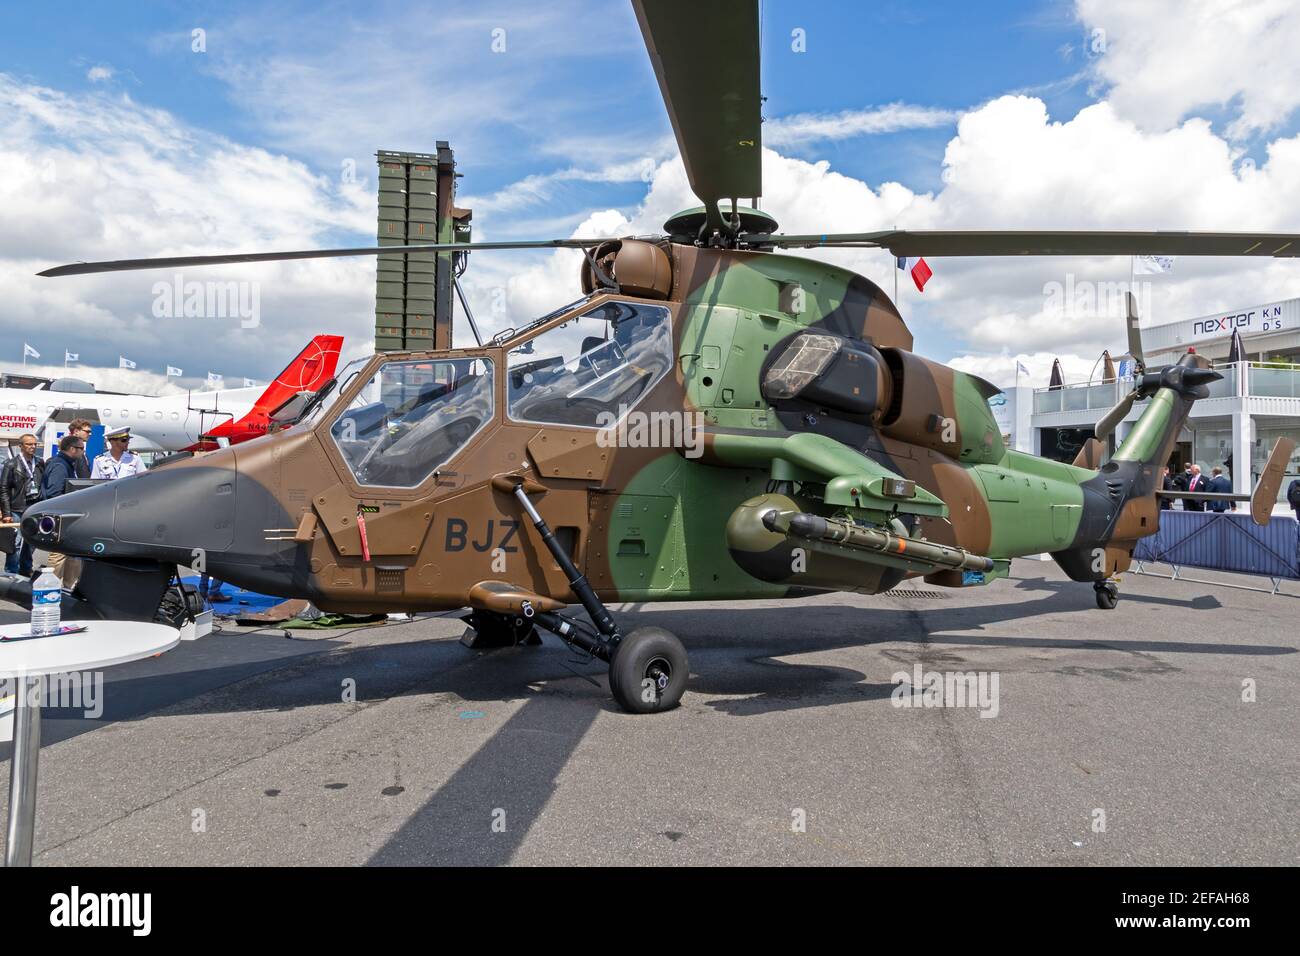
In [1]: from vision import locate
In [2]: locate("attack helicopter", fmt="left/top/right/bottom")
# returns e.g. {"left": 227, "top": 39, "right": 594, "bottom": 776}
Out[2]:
{"left": 17, "top": 0, "right": 1298, "bottom": 713}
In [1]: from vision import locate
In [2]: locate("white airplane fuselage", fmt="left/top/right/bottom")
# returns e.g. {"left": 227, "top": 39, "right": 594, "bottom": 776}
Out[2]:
{"left": 0, "top": 385, "right": 262, "bottom": 453}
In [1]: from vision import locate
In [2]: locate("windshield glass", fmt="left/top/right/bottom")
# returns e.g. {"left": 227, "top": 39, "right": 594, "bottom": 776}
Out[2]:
{"left": 493, "top": 295, "right": 594, "bottom": 345}
{"left": 330, "top": 356, "right": 495, "bottom": 488}
{"left": 507, "top": 301, "right": 673, "bottom": 427}
{"left": 301, "top": 357, "right": 369, "bottom": 425}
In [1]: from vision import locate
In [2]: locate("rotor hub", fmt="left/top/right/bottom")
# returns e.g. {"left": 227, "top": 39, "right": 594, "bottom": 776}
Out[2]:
{"left": 663, "top": 205, "right": 779, "bottom": 248}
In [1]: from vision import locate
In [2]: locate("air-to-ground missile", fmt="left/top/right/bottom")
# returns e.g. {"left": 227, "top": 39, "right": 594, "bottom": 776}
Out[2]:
{"left": 762, "top": 508, "right": 995, "bottom": 574}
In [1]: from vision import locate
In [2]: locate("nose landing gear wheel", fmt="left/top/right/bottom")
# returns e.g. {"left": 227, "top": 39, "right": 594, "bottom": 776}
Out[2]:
{"left": 1094, "top": 581, "right": 1119, "bottom": 610}
{"left": 608, "top": 627, "right": 688, "bottom": 713}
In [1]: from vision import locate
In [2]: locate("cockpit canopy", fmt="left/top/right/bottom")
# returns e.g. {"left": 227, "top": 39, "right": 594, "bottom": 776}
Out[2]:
{"left": 331, "top": 357, "right": 494, "bottom": 488}
{"left": 320, "top": 297, "right": 674, "bottom": 490}
{"left": 507, "top": 300, "right": 673, "bottom": 428}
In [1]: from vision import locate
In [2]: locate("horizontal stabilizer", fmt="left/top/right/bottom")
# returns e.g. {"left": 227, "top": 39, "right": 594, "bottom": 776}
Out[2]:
{"left": 1252, "top": 438, "right": 1296, "bottom": 525}
{"left": 1072, "top": 437, "right": 1106, "bottom": 470}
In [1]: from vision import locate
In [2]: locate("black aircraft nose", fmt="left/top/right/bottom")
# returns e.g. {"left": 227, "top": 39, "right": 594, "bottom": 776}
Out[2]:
{"left": 22, "top": 479, "right": 117, "bottom": 552}
{"left": 22, "top": 462, "right": 238, "bottom": 563}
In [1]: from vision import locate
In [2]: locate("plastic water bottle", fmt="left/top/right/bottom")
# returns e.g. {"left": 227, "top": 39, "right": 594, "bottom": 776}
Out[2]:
{"left": 30, "top": 567, "right": 61, "bottom": 636}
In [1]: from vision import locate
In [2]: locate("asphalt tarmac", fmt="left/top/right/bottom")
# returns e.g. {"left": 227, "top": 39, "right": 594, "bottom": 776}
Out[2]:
{"left": 0, "top": 558, "right": 1296, "bottom": 866}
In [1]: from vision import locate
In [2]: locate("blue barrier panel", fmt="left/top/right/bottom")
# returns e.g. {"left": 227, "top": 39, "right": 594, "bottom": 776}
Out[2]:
{"left": 1134, "top": 511, "right": 1300, "bottom": 580}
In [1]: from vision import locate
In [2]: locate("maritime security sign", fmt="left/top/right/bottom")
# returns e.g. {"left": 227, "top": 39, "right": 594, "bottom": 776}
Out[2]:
{"left": 0, "top": 413, "right": 43, "bottom": 437}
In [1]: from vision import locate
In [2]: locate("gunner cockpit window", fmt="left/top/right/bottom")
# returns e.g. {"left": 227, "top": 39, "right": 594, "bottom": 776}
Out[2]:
{"left": 506, "top": 301, "right": 672, "bottom": 428}
{"left": 330, "top": 357, "right": 494, "bottom": 488}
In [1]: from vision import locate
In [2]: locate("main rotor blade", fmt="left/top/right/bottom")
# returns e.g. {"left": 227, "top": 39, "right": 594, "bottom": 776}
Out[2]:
{"left": 632, "top": 0, "right": 762, "bottom": 206}
{"left": 38, "top": 239, "right": 613, "bottom": 277}
{"left": 758, "top": 230, "right": 1300, "bottom": 258}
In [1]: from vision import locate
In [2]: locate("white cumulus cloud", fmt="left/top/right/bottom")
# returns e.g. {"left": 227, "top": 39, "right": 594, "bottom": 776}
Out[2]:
{"left": 1080, "top": 0, "right": 1300, "bottom": 138}
{"left": 765, "top": 103, "right": 960, "bottom": 147}
{"left": 0, "top": 74, "right": 377, "bottom": 384}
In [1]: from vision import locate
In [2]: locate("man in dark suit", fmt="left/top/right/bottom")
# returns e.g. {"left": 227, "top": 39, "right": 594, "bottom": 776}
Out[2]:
{"left": 1, "top": 433, "right": 44, "bottom": 576}
{"left": 67, "top": 418, "right": 93, "bottom": 481}
{"left": 1185, "top": 465, "right": 1207, "bottom": 512}
{"left": 1206, "top": 466, "right": 1232, "bottom": 512}
{"left": 39, "top": 433, "right": 86, "bottom": 587}
{"left": 1287, "top": 477, "right": 1300, "bottom": 522}
{"left": 1171, "top": 463, "right": 1191, "bottom": 509}
{"left": 1159, "top": 466, "right": 1174, "bottom": 510}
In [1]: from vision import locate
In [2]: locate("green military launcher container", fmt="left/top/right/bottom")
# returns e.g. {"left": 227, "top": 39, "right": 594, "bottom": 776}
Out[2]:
{"left": 373, "top": 144, "right": 471, "bottom": 351}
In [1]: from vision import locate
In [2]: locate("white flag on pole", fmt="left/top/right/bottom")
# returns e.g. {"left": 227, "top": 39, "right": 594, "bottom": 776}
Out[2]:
{"left": 119, "top": 356, "right": 137, "bottom": 369}
{"left": 1134, "top": 255, "right": 1175, "bottom": 275}
{"left": 65, "top": 351, "right": 79, "bottom": 363}
{"left": 207, "top": 372, "right": 223, "bottom": 388}
{"left": 243, "top": 377, "right": 256, "bottom": 387}
{"left": 167, "top": 366, "right": 183, "bottom": 377}
{"left": 23, "top": 343, "right": 39, "bottom": 359}
{"left": 1016, "top": 360, "right": 1030, "bottom": 377}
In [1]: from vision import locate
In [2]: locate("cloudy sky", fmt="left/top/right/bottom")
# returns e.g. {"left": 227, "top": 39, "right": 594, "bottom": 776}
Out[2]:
{"left": 3, "top": 0, "right": 1300, "bottom": 394}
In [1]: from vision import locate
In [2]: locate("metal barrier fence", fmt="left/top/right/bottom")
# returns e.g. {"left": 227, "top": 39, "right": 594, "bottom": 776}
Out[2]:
{"left": 1132, "top": 510, "right": 1300, "bottom": 595}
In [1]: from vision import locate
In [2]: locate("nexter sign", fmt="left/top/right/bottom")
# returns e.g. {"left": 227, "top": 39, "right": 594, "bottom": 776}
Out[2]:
{"left": 1192, "top": 305, "right": 1284, "bottom": 338}
{"left": 1145, "top": 298, "right": 1294, "bottom": 352}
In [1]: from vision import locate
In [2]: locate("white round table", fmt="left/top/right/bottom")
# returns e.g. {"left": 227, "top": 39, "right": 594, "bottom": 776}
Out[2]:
{"left": 1, "top": 621, "right": 179, "bottom": 866}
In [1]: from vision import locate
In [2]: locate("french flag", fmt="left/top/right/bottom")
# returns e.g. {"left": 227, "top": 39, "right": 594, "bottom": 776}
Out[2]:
{"left": 897, "top": 256, "right": 933, "bottom": 292}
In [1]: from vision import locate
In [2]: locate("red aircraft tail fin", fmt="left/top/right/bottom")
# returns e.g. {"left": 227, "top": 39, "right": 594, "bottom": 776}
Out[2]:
{"left": 250, "top": 334, "right": 344, "bottom": 413}
{"left": 188, "top": 335, "right": 345, "bottom": 450}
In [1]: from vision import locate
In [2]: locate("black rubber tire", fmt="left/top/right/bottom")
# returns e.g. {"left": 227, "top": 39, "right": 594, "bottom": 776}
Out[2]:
{"left": 1095, "top": 583, "right": 1118, "bottom": 610}
{"left": 608, "top": 626, "right": 688, "bottom": 714}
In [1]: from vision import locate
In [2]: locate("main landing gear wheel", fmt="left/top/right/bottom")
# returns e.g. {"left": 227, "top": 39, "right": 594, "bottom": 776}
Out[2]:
{"left": 608, "top": 627, "right": 688, "bottom": 714}
{"left": 1094, "top": 581, "right": 1119, "bottom": 610}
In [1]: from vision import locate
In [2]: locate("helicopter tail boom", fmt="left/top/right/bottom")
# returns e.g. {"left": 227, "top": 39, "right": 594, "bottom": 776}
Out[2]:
{"left": 1049, "top": 351, "right": 1221, "bottom": 581}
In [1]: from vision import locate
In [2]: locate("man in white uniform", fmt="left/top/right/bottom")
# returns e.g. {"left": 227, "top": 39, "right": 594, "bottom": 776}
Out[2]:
{"left": 90, "top": 427, "right": 147, "bottom": 480}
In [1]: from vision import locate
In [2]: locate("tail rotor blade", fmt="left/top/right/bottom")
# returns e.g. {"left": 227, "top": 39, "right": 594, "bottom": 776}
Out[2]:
{"left": 1095, "top": 390, "right": 1137, "bottom": 440}
{"left": 1126, "top": 291, "right": 1145, "bottom": 370}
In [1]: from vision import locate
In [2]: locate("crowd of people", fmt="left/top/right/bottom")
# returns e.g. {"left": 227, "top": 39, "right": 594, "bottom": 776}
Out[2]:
{"left": 1158, "top": 461, "right": 1300, "bottom": 522}
{"left": 2, "top": 422, "right": 147, "bottom": 585}
{"left": 2, "top": 418, "right": 94, "bottom": 583}
{"left": 1158, "top": 462, "right": 1234, "bottom": 512}
{"left": 1, "top": 422, "right": 228, "bottom": 602}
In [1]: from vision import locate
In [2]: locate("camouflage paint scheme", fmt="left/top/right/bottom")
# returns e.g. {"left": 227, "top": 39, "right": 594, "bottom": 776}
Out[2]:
{"left": 24, "top": 239, "right": 1208, "bottom": 616}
